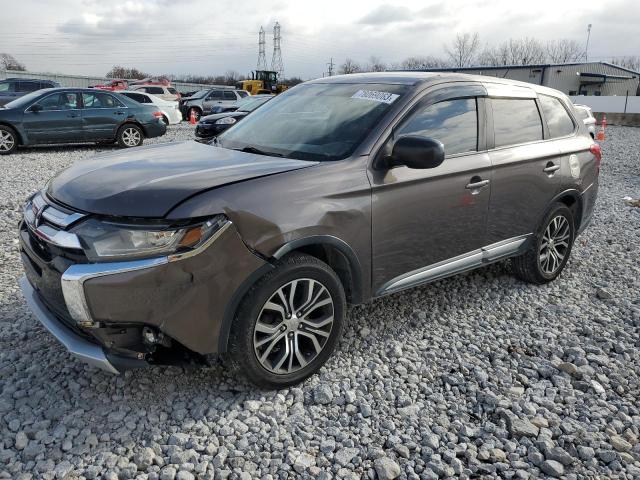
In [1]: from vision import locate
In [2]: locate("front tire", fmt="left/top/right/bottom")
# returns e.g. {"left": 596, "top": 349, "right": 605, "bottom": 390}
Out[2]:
{"left": 226, "top": 253, "right": 346, "bottom": 389}
{"left": 117, "top": 124, "right": 143, "bottom": 148}
{"left": 512, "top": 203, "right": 575, "bottom": 284}
{"left": 0, "top": 125, "right": 18, "bottom": 155}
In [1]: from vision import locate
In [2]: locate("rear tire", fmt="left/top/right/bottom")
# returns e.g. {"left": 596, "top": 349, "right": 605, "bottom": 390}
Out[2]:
{"left": 117, "top": 124, "right": 143, "bottom": 148}
{"left": 0, "top": 125, "right": 18, "bottom": 155}
{"left": 225, "top": 253, "right": 346, "bottom": 389}
{"left": 512, "top": 203, "right": 575, "bottom": 284}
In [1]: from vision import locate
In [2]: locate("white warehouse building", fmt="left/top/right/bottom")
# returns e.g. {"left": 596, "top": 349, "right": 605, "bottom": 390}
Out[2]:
{"left": 425, "top": 62, "right": 639, "bottom": 97}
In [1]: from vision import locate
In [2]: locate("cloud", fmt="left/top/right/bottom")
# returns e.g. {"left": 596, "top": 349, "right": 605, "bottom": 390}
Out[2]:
{"left": 357, "top": 5, "right": 414, "bottom": 25}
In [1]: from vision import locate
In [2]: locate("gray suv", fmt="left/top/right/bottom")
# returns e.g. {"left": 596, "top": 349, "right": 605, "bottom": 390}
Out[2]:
{"left": 19, "top": 73, "right": 600, "bottom": 388}
{"left": 0, "top": 78, "right": 60, "bottom": 106}
{"left": 181, "top": 88, "right": 248, "bottom": 120}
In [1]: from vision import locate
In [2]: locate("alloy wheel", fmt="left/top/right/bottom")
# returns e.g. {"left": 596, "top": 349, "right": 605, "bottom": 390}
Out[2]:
{"left": 0, "top": 130, "right": 15, "bottom": 152}
{"left": 539, "top": 215, "right": 570, "bottom": 275}
{"left": 253, "top": 278, "right": 334, "bottom": 375}
{"left": 122, "top": 128, "right": 141, "bottom": 147}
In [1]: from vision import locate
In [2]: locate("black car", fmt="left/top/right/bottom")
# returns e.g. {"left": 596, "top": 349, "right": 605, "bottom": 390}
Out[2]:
{"left": 0, "top": 88, "right": 166, "bottom": 154}
{"left": 195, "top": 95, "right": 273, "bottom": 141}
{"left": 0, "top": 78, "right": 60, "bottom": 106}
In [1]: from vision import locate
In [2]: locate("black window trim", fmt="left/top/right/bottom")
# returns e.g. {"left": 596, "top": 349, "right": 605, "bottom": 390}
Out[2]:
{"left": 485, "top": 96, "right": 547, "bottom": 151}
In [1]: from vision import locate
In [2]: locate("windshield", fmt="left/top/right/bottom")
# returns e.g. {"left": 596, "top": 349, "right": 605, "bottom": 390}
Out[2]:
{"left": 4, "top": 89, "right": 50, "bottom": 109}
{"left": 188, "top": 89, "right": 209, "bottom": 99}
{"left": 238, "top": 96, "right": 272, "bottom": 112}
{"left": 217, "top": 83, "right": 407, "bottom": 161}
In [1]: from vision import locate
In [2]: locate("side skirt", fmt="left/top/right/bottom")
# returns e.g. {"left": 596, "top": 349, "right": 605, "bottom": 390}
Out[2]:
{"left": 376, "top": 234, "right": 532, "bottom": 296}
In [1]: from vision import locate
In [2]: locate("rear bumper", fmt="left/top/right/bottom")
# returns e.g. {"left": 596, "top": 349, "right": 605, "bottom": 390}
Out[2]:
{"left": 142, "top": 120, "right": 167, "bottom": 138}
{"left": 19, "top": 276, "right": 125, "bottom": 374}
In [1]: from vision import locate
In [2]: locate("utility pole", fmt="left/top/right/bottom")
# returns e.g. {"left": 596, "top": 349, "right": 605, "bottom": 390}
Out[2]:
{"left": 257, "top": 27, "right": 267, "bottom": 70}
{"left": 271, "top": 21, "right": 284, "bottom": 79}
{"left": 326, "top": 58, "right": 334, "bottom": 76}
{"left": 585, "top": 24, "right": 592, "bottom": 62}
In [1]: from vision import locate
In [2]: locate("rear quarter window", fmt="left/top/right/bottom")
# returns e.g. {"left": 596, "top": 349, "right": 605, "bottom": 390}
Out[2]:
{"left": 539, "top": 95, "right": 575, "bottom": 138}
{"left": 491, "top": 98, "right": 542, "bottom": 148}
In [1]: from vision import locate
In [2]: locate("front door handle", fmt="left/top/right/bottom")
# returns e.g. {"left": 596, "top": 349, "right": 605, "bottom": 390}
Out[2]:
{"left": 114, "top": 111, "right": 125, "bottom": 115}
{"left": 66, "top": 113, "right": 78, "bottom": 118}
{"left": 543, "top": 162, "right": 560, "bottom": 175}
{"left": 465, "top": 178, "right": 490, "bottom": 192}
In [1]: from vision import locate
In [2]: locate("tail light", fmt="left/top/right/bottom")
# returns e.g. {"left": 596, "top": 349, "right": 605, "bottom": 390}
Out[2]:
{"left": 590, "top": 143, "right": 602, "bottom": 168}
{"left": 152, "top": 111, "right": 163, "bottom": 119}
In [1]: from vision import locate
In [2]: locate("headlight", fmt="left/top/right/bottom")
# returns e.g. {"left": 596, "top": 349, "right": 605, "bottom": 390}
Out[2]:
{"left": 215, "top": 117, "right": 237, "bottom": 125}
{"left": 71, "top": 215, "right": 227, "bottom": 261}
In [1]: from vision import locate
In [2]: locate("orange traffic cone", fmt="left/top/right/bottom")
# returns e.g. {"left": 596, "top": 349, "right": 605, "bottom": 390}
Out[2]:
{"left": 189, "top": 110, "right": 197, "bottom": 125}
{"left": 596, "top": 114, "right": 606, "bottom": 141}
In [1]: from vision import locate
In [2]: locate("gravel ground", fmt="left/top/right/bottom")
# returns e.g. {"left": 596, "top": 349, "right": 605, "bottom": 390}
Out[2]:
{"left": 1, "top": 124, "right": 639, "bottom": 480}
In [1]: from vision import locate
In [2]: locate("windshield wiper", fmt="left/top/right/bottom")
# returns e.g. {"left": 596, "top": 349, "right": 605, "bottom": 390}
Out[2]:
{"left": 236, "top": 146, "right": 283, "bottom": 157}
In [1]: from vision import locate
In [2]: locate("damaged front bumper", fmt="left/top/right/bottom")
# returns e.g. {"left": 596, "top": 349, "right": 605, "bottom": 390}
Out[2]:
{"left": 20, "top": 218, "right": 268, "bottom": 373}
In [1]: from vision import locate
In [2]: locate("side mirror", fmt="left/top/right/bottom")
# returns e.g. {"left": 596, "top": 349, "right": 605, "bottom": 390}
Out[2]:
{"left": 28, "top": 104, "right": 42, "bottom": 113}
{"left": 390, "top": 136, "right": 445, "bottom": 169}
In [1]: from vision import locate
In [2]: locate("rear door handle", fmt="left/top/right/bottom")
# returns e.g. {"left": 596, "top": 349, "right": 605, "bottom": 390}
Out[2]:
{"left": 66, "top": 113, "right": 78, "bottom": 118}
{"left": 465, "top": 179, "right": 490, "bottom": 191}
{"left": 114, "top": 111, "right": 125, "bottom": 115}
{"left": 543, "top": 163, "right": 560, "bottom": 174}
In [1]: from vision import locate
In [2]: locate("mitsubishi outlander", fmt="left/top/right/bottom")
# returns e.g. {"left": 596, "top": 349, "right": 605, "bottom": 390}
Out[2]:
{"left": 19, "top": 73, "right": 600, "bottom": 388}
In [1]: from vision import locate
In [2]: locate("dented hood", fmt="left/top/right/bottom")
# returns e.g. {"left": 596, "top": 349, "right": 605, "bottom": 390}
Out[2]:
{"left": 48, "top": 141, "right": 317, "bottom": 218}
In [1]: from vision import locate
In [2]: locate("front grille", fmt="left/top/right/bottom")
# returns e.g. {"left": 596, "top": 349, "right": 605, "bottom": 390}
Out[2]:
{"left": 20, "top": 192, "right": 90, "bottom": 330}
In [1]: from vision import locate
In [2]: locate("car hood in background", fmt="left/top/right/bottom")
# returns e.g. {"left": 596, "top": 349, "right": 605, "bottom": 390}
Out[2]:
{"left": 48, "top": 141, "right": 317, "bottom": 218}
{"left": 200, "top": 111, "right": 248, "bottom": 123}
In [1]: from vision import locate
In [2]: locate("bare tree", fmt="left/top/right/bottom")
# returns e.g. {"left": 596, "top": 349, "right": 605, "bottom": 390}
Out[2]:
{"left": 339, "top": 58, "right": 362, "bottom": 75}
{"left": 445, "top": 33, "right": 480, "bottom": 67}
{"left": 398, "top": 55, "right": 449, "bottom": 70}
{"left": 106, "top": 66, "right": 148, "bottom": 79}
{"left": 611, "top": 55, "right": 640, "bottom": 71}
{"left": 546, "top": 39, "right": 583, "bottom": 63}
{"left": 365, "top": 56, "right": 386, "bottom": 72}
{"left": 0, "top": 53, "right": 26, "bottom": 71}
{"left": 477, "top": 38, "right": 545, "bottom": 66}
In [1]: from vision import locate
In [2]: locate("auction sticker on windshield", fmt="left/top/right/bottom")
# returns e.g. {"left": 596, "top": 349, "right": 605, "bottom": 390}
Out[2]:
{"left": 351, "top": 90, "right": 399, "bottom": 104}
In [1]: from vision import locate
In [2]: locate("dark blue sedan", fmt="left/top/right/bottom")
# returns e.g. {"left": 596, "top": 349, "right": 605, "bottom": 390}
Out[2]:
{"left": 0, "top": 88, "right": 166, "bottom": 154}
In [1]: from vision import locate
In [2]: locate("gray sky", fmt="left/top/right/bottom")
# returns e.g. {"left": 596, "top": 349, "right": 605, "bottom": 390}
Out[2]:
{"left": 1, "top": 0, "right": 638, "bottom": 79}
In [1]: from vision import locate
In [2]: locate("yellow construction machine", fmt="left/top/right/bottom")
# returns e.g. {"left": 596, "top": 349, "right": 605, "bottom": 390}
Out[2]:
{"left": 237, "top": 70, "right": 288, "bottom": 95}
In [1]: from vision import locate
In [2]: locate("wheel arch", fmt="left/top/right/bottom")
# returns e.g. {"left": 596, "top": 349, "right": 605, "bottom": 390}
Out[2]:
{"left": 0, "top": 122, "right": 23, "bottom": 145}
{"left": 272, "top": 235, "right": 364, "bottom": 306}
{"left": 552, "top": 189, "right": 583, "bottom": 231}
{"left": 117, "top": 121, "right": 145, "bottom": 139}
{"left": 217, "top": 235, "right": 365, "bottom": 354}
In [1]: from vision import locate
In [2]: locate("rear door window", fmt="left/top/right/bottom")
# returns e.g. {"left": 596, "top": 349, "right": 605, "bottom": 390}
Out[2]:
{"left": 17, "top": 81, "right": 41, "bottom": 93}
{"left": 83, "top": 92, "right": 125, "bottom": 108}
{"left": 223, "top": 91, "right": 237, "bottom": 100}
{"left": 539, "top": 95, "right": 575, "bottom": 138}
{"left": 122, "top": 92, "right": 148, "bottom": 103}
{"left": 491, "top": 98, "right": 542, "bottom": 147}
{"left": 167, "top": 87, "right": 178, "bottom": 94}
{"left": 0, "top": 82, "right": 12, "bottom": 92}
{"left": 397, "top": 98, "right": 478, "bottom": 156}
{"left": 145, "top": 86, "right": 164, "bottom": 95}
